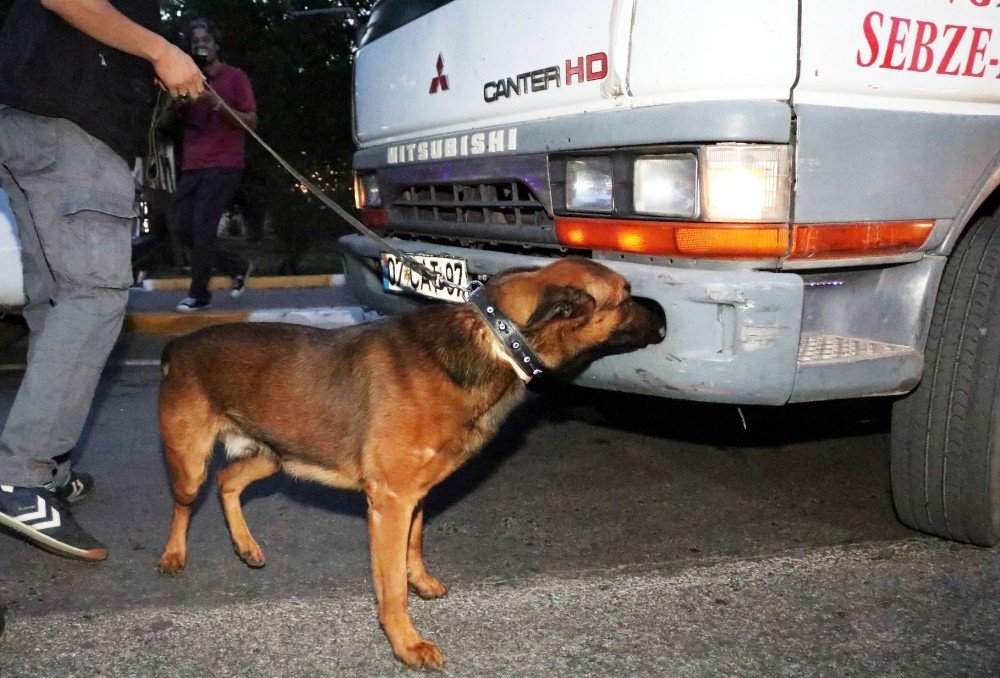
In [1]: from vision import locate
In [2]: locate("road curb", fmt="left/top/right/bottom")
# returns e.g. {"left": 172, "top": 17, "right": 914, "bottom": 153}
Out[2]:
{"left": 123, "top": 305, "right": 381, "bottom": 336}
{"left": 122, "top": 310, "right": 252, "bottom": 335}
{"left": 139, "top": 273, "right": 343, "bottom": 292}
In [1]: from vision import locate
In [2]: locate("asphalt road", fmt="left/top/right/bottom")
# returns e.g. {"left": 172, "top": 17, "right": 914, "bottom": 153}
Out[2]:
{"left": 1, "top": 328, "right": 999, "bottom": 676}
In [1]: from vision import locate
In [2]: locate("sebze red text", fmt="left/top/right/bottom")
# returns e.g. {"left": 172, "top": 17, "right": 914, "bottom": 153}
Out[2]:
{"left": 857, "top": 12, "right": 997, "bottom": 77}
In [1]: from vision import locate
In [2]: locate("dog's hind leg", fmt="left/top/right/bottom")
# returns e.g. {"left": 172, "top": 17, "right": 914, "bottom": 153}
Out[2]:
{"left": 367, "top": 484, "right": 444, "bottom": 669}
{"left": 218, "top": 454, "right": 279, "bottom": 567}
{"left": 157, "top": 392, "right": 219, "bottom": 576}
{"left": 407, "top": 501, "right": 448, "bottom": 600}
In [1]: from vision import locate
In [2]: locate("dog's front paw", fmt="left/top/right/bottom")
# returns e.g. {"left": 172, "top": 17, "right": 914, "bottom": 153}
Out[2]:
{"left": 157, "top": 551, "right": 186, "bottom": 576}
{"left": 409, "top": 574, "right": 449, "bottom": 600}
{"left": 234, "top": 539, "right": 266, "bottom": 568}
{"left": 396, "top": 639, "right": 444, "bottom": 669}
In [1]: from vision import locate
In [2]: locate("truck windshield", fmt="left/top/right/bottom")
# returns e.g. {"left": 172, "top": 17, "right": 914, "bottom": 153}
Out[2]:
{"left": 360, "top": 0, "right": 458, "bottom": 47}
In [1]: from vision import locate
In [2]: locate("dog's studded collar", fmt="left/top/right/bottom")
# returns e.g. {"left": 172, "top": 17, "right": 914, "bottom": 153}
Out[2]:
{"left": 466, "top": 281, "right": 544, "bottom": 383}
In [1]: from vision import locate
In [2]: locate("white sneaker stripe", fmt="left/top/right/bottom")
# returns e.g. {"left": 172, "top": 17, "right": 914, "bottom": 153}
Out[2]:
{"left": 31, "top": 507, "right": 61, "bottom": 531}
{"left": 0, "top": 485, "right": 12, "bottom": 492}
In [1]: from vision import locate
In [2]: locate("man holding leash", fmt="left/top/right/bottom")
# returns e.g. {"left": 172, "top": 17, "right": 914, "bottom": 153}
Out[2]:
{"left": 172, "top": 19, "right": 257, "bottom": 312}
{"left": 0, "top": 0, "right": 202, "bottom": 561}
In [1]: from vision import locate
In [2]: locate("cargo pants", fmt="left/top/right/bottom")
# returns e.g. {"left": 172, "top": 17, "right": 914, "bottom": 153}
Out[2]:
{"left": 0, "top": 105, "right": 135, "bottom": 487}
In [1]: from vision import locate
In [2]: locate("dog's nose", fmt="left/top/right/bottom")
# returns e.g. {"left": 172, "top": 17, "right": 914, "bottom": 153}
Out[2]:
{"left": 633, "top": 297, "right": 666, "bottom": 345}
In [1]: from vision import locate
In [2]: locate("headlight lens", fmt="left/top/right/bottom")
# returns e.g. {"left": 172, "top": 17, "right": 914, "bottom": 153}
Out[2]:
{"left": 633, "top": 155, "right": 698, "bottom": 218}
{"left": 566, "top": 157, "right": 614, "bottom": 213}
{"left": 353, "top": 172, "right": 381, "bottom": 209}
{"left": 702, "top": 145, "right": 790, "bottom": 222}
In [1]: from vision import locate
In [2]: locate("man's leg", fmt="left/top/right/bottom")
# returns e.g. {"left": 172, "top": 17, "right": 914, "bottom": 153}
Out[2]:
{"left": 169, "top": 171, "right": 198, "bottom": 253}
{"left": 0, "top": 107, "right": 135, "bottom": 560}
{"left": 187, "top": 168, "right": 243, "bottom": 302}
{"left": 2, "top": 168, "right": 90, "bottom": 491}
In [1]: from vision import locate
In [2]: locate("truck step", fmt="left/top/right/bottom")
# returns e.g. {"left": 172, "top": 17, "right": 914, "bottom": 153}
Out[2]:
{"left": 797, "top": 335, "right": 918, "bottom": 365}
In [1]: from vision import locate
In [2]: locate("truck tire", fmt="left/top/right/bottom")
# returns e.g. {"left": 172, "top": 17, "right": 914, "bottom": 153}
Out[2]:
{"left": 891, "top": 216, "right": 1000, "bottom": 546}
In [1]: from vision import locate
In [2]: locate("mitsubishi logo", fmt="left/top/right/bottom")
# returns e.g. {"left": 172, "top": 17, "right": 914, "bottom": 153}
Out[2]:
{"left": 429, "top": 53, "right": 450, "bottom": 94}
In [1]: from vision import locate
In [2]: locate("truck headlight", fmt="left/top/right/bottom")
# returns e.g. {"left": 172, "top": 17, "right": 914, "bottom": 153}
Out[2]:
{"left": 633, "top": 155, "right": 698, "bottom": 218}
{"left": 566, "top": 157, "right": 614, "bottom": 213}
{"left": 353, "top": 172, "right": 381, "bottom": 209}
{"left": 702, "top": 145, "right": 790, "bottom": 222}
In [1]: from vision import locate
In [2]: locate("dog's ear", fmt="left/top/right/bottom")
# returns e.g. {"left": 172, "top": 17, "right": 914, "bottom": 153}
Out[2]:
{"left": 526, "top": 285, "right": 595, "bottom": 326}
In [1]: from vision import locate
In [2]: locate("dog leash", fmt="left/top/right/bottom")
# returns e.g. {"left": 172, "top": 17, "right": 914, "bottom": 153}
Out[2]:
{"left": 198, "top": 82, "right": 544, "bottom": 381}
{"left": 199, "top": 82, "right": 466, "bottom": 297}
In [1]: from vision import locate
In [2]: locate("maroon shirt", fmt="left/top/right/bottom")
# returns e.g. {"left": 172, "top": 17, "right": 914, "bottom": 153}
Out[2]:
{"left": 180, "top": 63, "right": 256, "bottom": 171}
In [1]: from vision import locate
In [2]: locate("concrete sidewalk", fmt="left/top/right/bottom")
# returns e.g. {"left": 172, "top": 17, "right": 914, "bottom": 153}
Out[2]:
{"left": 124, "top": 273, "right": 381, "bottom": 335}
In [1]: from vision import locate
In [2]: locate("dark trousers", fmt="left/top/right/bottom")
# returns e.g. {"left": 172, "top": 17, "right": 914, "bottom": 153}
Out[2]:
{"left": 170, "top": 167, "right": 247, "bottom": 302}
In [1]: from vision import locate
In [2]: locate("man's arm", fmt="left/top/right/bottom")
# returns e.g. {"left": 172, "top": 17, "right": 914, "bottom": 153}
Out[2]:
{"left": 40, "top": 0, "right": 203, "bottom": 99}
{"left": 205, "top": 89, "right": 258, "bottom": 130}
{"left": 204, "top": 68, "right": 257, "bottom": 130}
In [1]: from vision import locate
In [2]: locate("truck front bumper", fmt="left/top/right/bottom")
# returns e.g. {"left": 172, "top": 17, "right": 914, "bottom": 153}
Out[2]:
{"left": 340, "top": 234, "right": 933, "bottom": 405}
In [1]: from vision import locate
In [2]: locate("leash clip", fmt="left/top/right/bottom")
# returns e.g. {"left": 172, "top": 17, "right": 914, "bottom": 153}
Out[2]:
{"left": 463, "top": 279, "right": 483, "bottom": 302}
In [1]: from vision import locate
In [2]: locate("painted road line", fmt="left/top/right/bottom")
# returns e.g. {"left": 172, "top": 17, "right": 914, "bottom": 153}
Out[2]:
{"left": 122, "top": 310, "right": 251, "bottom": 335}
{"left": 1, "top": 307, "right": 381, "bottom": 369}
{"left": 139, "top": 274, "right": 344, "bottom": 292}
{"left": 0, "top": 358, "right": 162, "bottom": 373}
{"left": 122, "top": 305, "right": 382, "bottom": 336}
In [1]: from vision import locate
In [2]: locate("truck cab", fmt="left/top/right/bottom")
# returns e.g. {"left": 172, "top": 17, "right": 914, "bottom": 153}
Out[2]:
{"left": 341, "top": 0, "right": 1000, "bottom": 546}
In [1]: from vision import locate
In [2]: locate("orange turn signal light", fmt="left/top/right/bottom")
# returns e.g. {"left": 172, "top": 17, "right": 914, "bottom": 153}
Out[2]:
{"left": 788, "top": 221, "right": 933, "bottom": 260}
{"left": 555, "top": 217, "right": 934, "bottom": 261}
{"left": 555, "top": 217, "right": 788, "bottom": 259}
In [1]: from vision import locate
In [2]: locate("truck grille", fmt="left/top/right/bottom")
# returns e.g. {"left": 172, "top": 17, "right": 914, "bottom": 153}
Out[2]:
{"left": 391, "top": 181, "right": 551, "bottom": 227}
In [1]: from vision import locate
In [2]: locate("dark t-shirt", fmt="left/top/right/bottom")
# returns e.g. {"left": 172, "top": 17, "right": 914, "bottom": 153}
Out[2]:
{"left": 180, "top": 64, "right": 256, "bottom": 171}
{"left": 0, "top": 0, "right": 158, "bottom": 165}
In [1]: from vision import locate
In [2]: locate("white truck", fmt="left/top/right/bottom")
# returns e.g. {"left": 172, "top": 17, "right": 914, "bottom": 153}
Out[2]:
{"left": 340, "top": 0, "right": 1000, "bottom": 546}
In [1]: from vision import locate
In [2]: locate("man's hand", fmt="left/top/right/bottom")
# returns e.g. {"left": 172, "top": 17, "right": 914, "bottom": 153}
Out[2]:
{"left": 152, "top": 44, "right": 204, "bottom": 100}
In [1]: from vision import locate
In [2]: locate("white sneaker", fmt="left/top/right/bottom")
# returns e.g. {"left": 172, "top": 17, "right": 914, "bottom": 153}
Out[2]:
{"left": 231, "top": 262, "right": 253, "bottom": 298}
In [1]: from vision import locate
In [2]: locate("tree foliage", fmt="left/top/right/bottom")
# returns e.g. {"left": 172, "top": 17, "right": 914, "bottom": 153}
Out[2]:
{"left": 163, "top": 0, "right": 372, "bottom": 262}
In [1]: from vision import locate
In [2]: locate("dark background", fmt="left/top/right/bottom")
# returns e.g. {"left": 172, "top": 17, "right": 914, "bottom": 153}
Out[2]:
{"left": 0, "top": 0, "right": 374, "bottom": 272}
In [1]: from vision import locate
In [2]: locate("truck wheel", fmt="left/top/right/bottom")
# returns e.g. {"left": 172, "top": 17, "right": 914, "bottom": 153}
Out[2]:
{"left": 891, "top": 216, "right": 1000, "bottom": 546}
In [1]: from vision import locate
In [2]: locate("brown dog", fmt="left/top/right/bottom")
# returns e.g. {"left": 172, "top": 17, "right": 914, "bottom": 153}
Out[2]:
{"left": 156, "top": 258, "right": 663, "bottom": 668}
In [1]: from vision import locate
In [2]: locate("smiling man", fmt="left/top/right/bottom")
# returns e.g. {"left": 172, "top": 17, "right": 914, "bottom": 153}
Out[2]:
{"left": 171, "top": 18, "right": 257, "bottom": 312}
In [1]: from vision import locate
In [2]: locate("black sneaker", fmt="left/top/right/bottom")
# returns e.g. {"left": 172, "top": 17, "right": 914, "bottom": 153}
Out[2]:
{"left": 0, "top": 485, "right": 107, "bottom": 561}
{"left": 43, "top": 471, "right": 94, "bottom": 504}
{"left": 176, "top": 296, "right": 211, "bottom": 312}
{"left": 231, "top": 262, "right": 253, "bottom": 298}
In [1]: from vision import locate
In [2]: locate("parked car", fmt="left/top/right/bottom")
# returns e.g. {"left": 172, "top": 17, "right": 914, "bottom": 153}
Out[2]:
{"left": 0, "top": 189, "right": 22, "bottom": 309}
{"left": 0, "top": 186, "right": 167, "bottom": 306}
{"left": 339, "top": 0, "right": 1000, "bottom": 545}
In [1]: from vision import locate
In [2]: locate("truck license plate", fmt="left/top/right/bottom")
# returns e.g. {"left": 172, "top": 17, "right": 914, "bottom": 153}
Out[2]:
{"left": 381, "top": 252, "right": 468, "bottom": 303}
